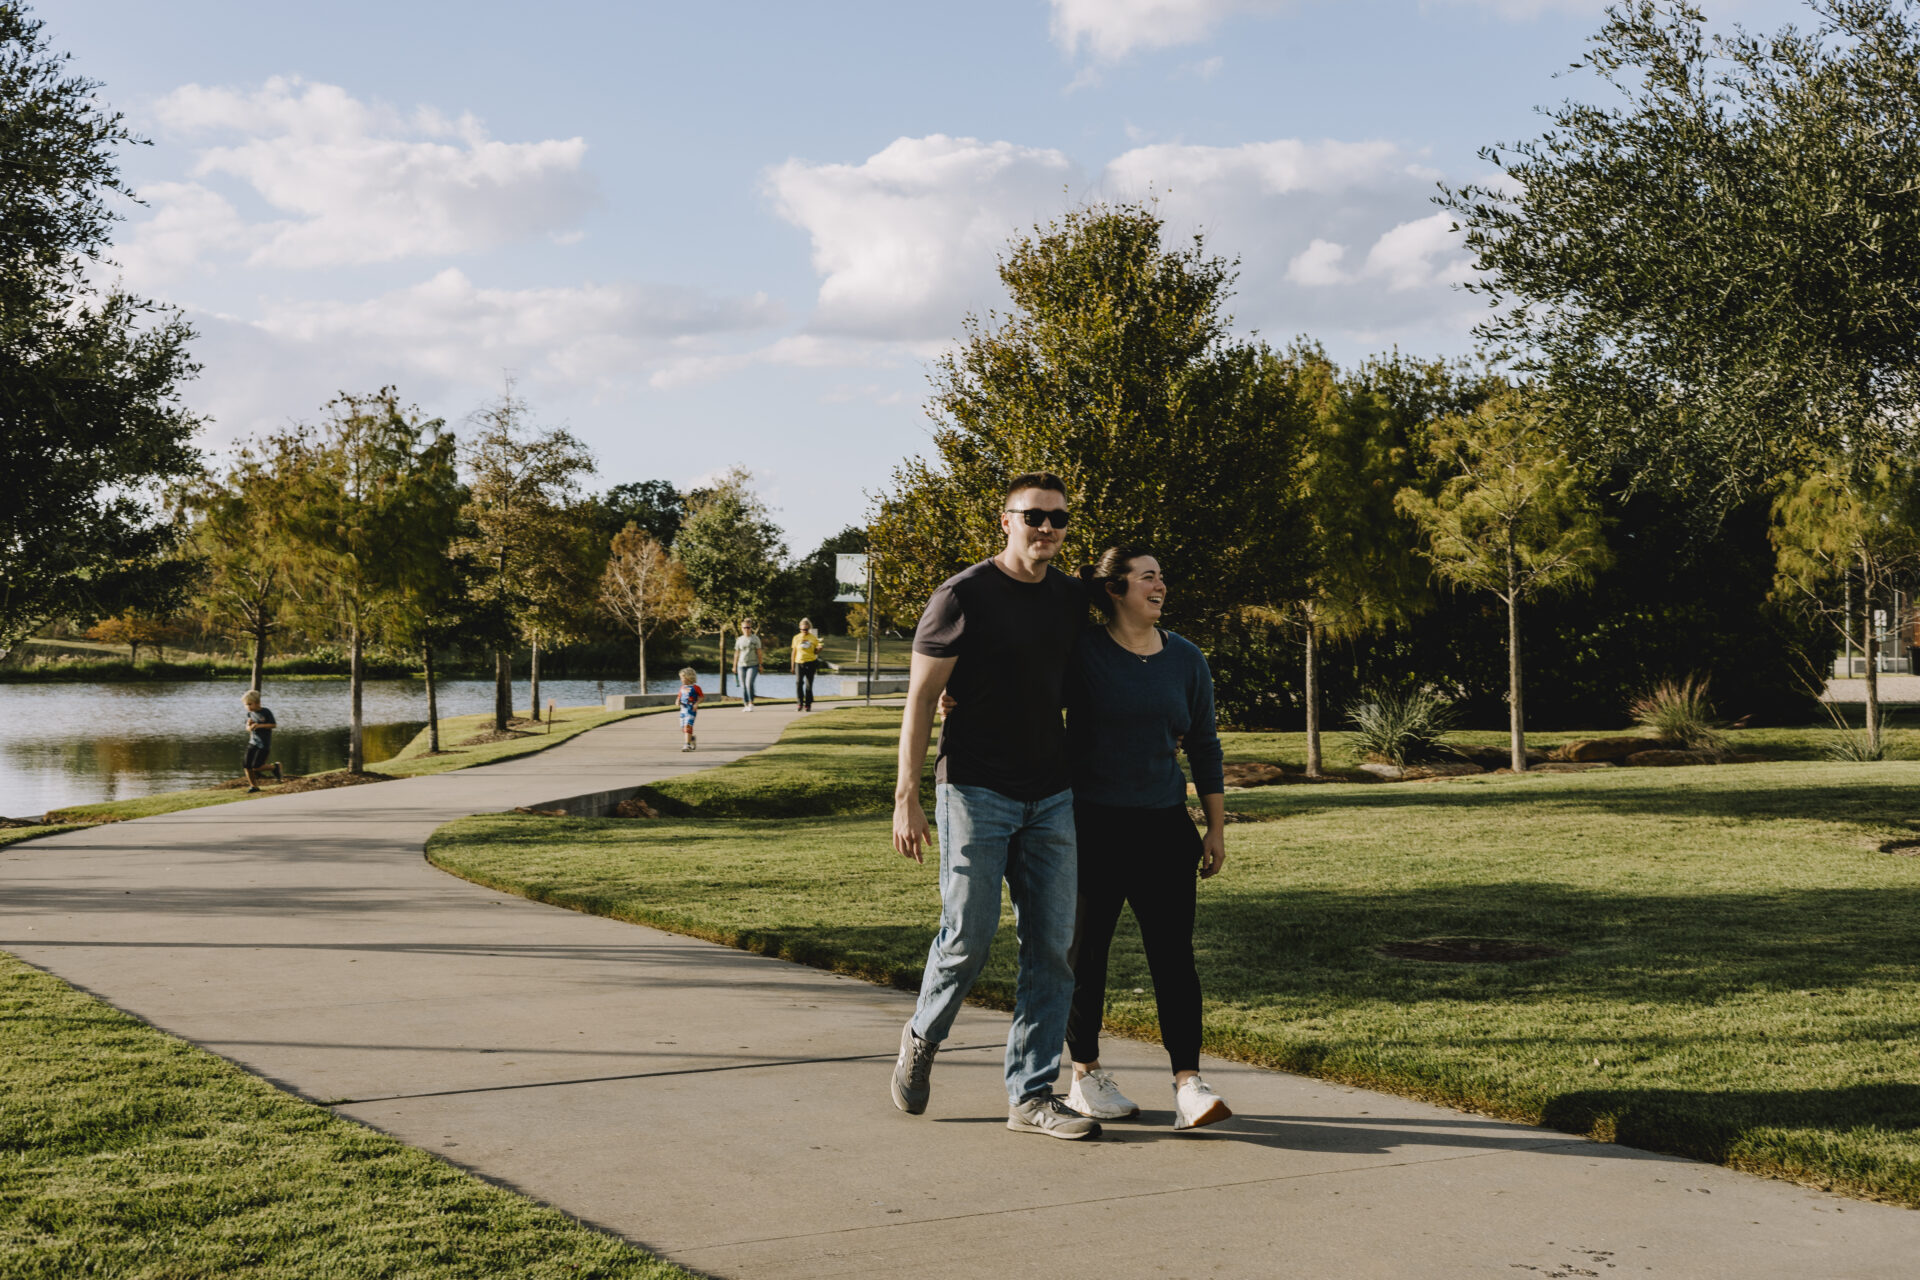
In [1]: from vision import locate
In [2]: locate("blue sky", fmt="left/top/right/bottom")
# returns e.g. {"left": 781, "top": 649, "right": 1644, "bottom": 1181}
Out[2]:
{"left": 52, "top": 0, "right": 1805, "bottom": 552}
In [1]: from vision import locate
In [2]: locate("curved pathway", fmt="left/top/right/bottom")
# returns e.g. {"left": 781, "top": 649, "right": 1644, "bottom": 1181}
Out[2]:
{"left": 2, "top": 706, "right": 1911, "bottom": 1279}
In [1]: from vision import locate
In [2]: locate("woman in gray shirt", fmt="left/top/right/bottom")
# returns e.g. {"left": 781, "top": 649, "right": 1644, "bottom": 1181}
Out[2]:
{"left": 734, "top": 618, "right": 763, "bottom": 711}
{"left": 1062, "top": 546, "right": 1231, "bottom": 1131}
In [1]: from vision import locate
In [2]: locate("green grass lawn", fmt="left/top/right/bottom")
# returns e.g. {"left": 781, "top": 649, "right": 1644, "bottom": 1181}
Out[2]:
{"left": 427, "top": 708, "right": 1920, "bottom": 1207}
{"left": 0, "top": 824, "right": 86, "bottom": 850}
{"left": 0, "top": 954, "right": 688, "bottom": 1278}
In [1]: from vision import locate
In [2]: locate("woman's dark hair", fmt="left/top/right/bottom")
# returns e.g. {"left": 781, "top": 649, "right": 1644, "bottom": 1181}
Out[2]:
{"left": 1077, "top": 545, "right": 1154, "bottom": 618}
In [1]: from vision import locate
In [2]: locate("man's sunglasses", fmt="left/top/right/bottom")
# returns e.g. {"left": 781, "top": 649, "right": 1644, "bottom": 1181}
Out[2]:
{"left": 1005, "top": 507, "right": 1071, "bottom": 529}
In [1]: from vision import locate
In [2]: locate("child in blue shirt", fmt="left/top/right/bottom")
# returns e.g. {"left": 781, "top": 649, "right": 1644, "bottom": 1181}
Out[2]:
{"left": 677, "top": 667, "right": 703, "bottom": 751}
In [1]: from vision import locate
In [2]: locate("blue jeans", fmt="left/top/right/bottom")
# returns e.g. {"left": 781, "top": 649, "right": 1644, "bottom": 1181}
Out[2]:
{"left": 910, "top": 783, "right": 1077, "bottom": 1103}
{"left": 737, "top": 664, "right": 758, "bottom": 704}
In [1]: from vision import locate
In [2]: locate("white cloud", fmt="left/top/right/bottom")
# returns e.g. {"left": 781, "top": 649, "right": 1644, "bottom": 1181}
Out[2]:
{"left": 765, "top": 132, "right": 1479, "bottom": 363}
{"left": 765, "top": 134, "right": 1083, "bottom": 339}
{"left": 253, "top": 268, "right": 780, "bottom": 384}
{"left": 1049, "top": 0, "right": 1290, "bottom": 62}
{"left": 120, "top": 77, "right": 591, "bottom": 280}
{"left": 1049, "top": 0, "right": 1606, "bottom": 63}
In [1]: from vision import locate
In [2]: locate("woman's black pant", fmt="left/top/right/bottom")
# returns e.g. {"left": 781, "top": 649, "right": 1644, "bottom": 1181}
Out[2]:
{"left": 1065, "top": 801, "right": 1203, "bottom": 1074}
{"left": 795, "top": 661, "right": 817, "bottom": 710}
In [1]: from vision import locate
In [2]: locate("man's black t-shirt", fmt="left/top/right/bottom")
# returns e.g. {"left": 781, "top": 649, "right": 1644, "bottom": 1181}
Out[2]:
{"left": 913, "top": 558, "right": 1085, "bottom": 801}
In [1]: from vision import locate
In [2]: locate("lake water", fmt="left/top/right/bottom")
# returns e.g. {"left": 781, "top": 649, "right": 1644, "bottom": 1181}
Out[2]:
{"left": 0, "top": 670, "right": 814, "bottom": 819}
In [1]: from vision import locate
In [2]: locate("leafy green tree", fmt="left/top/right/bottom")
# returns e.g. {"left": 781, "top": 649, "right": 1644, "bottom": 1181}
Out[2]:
{"left": 676, "top": 467, "right": 786, "bottom": 696}
{"left": 599, "top": 522, "right": 691, "bottom": 689}
{"left": 1276, "top": 350, "right": 1448, "bottom": 776}
{"left": 1770, "top": 449, "right": 1920, "bottom": 753}
{"left": 1444, "top": 0, "right": 1920, "bottom": 510}
{"left": 458, "top": 391, "right": 597, "bottom": 729}
{"left": 1397, "top": 389, "right": 1611, "bottom": 770}
{"left": 0, "top": 7, "right": 203, "bottom": 660}
{"left": 280, "top": 390, "right": 461, "bottom": 771}
{"left": 868, "top": 201, "right": 1309, "bottom": 718}
{"left": 589, "top": 480, "right": 687, "bottom": 549}
{"left": 386, "top": 512, "right": 484, "bottom": 754}
{"left": 180, "top": 442, "right": 301, "bottom": 691}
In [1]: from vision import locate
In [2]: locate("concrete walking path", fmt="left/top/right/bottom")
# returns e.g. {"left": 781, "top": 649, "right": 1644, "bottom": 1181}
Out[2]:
{"left": 1, "top": 704, "right": 1912, "bottom": 1278}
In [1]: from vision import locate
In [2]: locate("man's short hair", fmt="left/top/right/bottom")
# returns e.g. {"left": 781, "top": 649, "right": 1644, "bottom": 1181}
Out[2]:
{"left": 1004, "top": 471, "right": 1067, "bottom": 502}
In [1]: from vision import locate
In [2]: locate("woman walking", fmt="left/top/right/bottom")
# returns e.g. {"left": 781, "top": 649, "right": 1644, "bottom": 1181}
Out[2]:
{"left": 791, "top": 617, "right": 822, "bottom": 712}
{"left": 734, "top": 618, "right": 763, "bottom": 711}
{"left": 1063, "top": 547, "right": 1231, "bottom": 1130}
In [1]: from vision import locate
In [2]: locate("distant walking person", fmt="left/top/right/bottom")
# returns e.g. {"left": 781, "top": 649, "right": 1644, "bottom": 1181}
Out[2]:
{"left": 677, "top": 667, "right": 703, "bottom": 751}
{"left": 734, "top": 619, "right": 763, "bottom": 712}
{"left": 240, "top": 690, "right": 282, "bottom": 793}
{"left": 791, "top": 617, "right": 822, "bottom": 712}
{"left": 889, "top": 471, "right": 1098, "bottom": 1140}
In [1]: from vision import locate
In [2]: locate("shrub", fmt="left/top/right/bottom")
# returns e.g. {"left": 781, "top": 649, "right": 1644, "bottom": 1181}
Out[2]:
{"left": 1826, "top": 729, "right": 1890, "bottom": 762}
{"left": 1346, "top": 687, "right": 1460, "bottom": 766}
{"left": 1629, "top": 675, "right": 1727, "bottom": 755}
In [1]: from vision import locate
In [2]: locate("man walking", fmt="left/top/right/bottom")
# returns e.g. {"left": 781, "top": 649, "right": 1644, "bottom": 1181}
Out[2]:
{"left": 889, "top": 471, "right": 1097, "bottom": 1139}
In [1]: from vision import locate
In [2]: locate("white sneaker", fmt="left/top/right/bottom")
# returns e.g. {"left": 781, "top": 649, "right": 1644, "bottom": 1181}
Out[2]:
{"left": 1172, "top": 1075, "right": 1232, "bottom": 1130}
{"left": 1067, "top": 1068, "right": 1139, "bottom": 1119}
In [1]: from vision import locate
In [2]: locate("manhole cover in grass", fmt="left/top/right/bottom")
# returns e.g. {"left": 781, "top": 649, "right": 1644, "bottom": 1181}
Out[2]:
{"left": 1378, "top": 937, "right": 1567, "bottom": 963}
{"left": 1879, "top": 839, "right": 1920, "bottom": 856}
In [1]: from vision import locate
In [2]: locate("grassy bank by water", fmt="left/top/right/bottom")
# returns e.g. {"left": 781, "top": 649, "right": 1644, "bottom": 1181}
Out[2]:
{"left": 428, "top": 708, "right": 1920, "bottom": 1207}
{"left": 38, "top": 705, "right": 666, "bottom": 825}
{"left": 0, "top": 953, "right": 688, "bottom": 1278}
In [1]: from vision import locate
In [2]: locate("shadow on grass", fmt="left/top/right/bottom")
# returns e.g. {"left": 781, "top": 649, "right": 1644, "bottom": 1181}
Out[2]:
{"left": 1230, "top": 766, "right": 1920, "bottom": 832}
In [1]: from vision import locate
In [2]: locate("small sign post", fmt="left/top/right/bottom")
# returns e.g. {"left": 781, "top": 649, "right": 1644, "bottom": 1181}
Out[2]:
{"left": 834, "top": 554, "right": 873, "bottom": 705}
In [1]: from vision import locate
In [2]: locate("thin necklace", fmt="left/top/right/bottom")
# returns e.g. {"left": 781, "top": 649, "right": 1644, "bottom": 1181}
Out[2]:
{"left": 1110, "top": 624, "right": 1159, "bottom": 661}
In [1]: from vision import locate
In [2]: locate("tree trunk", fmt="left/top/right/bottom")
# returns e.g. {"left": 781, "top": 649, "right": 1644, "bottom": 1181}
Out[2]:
{"left": 424, "top": 641, "right": 440, "bottom": 753}
{"left": 494, "top": 650, "right": 511, "bottom": 731}
{"left": 718, "top": 631, "right": 729, "bottom": 698}
{"left": 1303, "top": 620, "right": 1323, "bottom": 779}
{"left": 1506, "top": 584, "right": 1526, "bottom": 774}
{"left": 637, "top": 630, "right": 648, "bottom": 690}
{"left": 250, "top": 610, "right": 268, "bottom": 694}
{"left": 530, "top": 637, "right": 541, "bottom": 721}
{"left": 1864, "top": 583, "right": 1883, "bottom": 754}
{"left": 129, "top": 641, "right": 141, "bottom": 666}
{"left": 348, "top": 616, "right": 365, "bottom": 773}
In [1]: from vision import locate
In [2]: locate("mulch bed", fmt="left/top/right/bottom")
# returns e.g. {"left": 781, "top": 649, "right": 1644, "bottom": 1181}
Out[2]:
{"left": 459, "top": 729, "right": 536, "bottom": 746}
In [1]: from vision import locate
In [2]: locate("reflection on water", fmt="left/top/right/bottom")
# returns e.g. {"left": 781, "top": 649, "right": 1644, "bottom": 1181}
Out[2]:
{"left": 0, "top": 672, "right": 822, "bottom": 818}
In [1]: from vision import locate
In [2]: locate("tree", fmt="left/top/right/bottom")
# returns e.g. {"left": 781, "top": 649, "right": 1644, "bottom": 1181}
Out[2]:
{"left": 786, "top": 525, "right": 869, "bottom": 638}
{"left": 280, "top": 389, "right": 461, "bottom": 772}
{"left": 868, "top": 201, "right": 1309, "bottom": 720}
{"left": 675, "top": 467, "right": 786, "bottom": 696}
{"left": 599, "top": 522, "right": 692, "bottom": 689}
{"left": 1444, "top": 0, "right": 1920, "bottom": 511}
{"left": 458, "top": 391, "right": 597, "bottom": 730}
{"left": 1274, "top": 350, "right": 1452, "bottom": 776}
{"left": 1397, "top": 389, "right": 1611, "bottom": 770}
{"left": 1770, "top": 449, "right": 1920, "bottom": 753}
{"left": 86, "top": 611, "right": 176, "bottom": 665}
{"left": 0, "top": 7, "right": 203, "bottom": 660}
{"left": 181, "top": 441, "right": 299, "bottom": 691}
{"left": 589, "top": 480, "right": 688, "bottom": 548}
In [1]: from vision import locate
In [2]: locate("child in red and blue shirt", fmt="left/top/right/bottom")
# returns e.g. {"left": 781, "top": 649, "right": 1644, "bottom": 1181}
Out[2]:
{"left": 677, "top": 667, "right": 703, "bottom": 752}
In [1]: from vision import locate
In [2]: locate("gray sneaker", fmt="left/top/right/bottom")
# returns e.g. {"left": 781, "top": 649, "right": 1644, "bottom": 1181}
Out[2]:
{"left": 1008, "top": 1094, "right": 1102, "bottom": 1140}
{"left": 890, "top": 1021, "right": 937, "bottom": 1114}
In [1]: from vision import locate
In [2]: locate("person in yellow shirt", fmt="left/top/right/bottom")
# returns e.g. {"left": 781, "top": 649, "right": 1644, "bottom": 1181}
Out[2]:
{"left": 791, "top": 617, "right": 823, "bottom": 712}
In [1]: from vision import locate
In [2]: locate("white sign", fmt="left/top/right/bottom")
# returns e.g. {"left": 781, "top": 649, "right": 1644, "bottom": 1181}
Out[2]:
{"left": 834, "top": 553, "right": 869, "bottom": 603}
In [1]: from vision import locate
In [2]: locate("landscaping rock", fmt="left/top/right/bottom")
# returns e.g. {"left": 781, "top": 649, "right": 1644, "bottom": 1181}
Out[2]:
{"left": 1221, "top": 762, "right": 1289, "bottom": 788}
{"left": 610, "top": 797, "right": 660, "bottom": 818}
{"left": 1557, "top": 735, "right": 1667, "bottom": 763}
{"left": 1357, "top": 762, "right": 1406, "bottom": 780}
{"left": 1623, "top": 748, "right": 1720, "bottom": 768}
{"left": 1453, "top": 743, "right": 1551, "bottom": 767}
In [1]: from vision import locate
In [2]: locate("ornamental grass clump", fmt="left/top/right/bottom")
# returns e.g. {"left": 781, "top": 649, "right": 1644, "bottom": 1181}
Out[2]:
{"left": 1346, "top": 687, "right": 1460, "bottom": 766}
{"left": 1629, "top": 675, "right": 1727, "bottom": 755}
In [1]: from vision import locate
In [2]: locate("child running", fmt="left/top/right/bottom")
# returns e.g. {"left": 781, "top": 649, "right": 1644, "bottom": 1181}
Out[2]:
{"left": 240, "top": 690, "right": 283, "bottom": 792}
{"left": 677, "top": 667, "right": 703, "bottom": 751}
